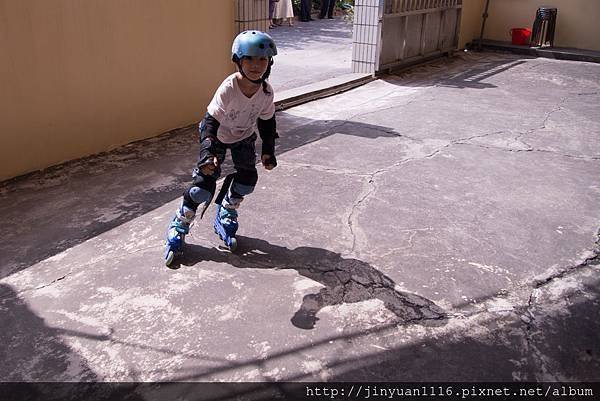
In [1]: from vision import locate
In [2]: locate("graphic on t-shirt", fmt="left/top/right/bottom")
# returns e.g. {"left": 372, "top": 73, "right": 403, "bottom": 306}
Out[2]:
{"left": 227, "top": 109, "right": 241, "bottom": 122}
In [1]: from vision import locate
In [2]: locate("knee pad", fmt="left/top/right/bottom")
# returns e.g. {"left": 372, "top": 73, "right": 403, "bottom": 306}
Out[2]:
{"left": 220, "top": 171, "right": 255, "bottom": 210}
{"left": 231, "top": 182, "right": 255, "bottom": 197}
{"left": 183, "top": 180, "right": 215, "bottom": 209}
{"left": 227, "top": 170, "right": 257, "bottom": 205}
{"left": 189, "top": 186, "right": 212, "bottom": 204}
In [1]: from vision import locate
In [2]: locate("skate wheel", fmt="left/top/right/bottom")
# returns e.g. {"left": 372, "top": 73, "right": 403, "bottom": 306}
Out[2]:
{"left": 165, "top": 250, "right": 175, "bottom": 267}
{"left": 228, "top": 237, "right": 237, "bottom": 252}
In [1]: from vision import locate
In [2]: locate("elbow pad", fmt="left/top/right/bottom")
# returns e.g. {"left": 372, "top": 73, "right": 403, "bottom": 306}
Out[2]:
{"left": 198, "top": 113, "right": 220, "bottom": 166}
{"left": 199, "top": 112, "right": 220, "bottom": 141}
{"left": 257, "top": 115, "right": 279, "bottom": 155}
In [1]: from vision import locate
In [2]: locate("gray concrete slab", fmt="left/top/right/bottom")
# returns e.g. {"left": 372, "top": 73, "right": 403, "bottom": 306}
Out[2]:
{"left": 1, "top": 51, "right": 599, "bottom": 389}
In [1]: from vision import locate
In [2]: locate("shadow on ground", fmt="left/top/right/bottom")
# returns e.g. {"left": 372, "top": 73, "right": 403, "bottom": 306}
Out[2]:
{"left": 179, "top": 237, "right": 448, "bottom": 330}
{"left": 0, "top": 284, "right": 96, "bottom": 382}
{"left": 382, "top": 54, "right": 532, "bottom": 90}
{"left": 0, "top": 283, "right": 146, "bottom": 400}
{"left": 154, "top": 275, "right": 599, "bottom": 385}
{"left": 1, "top": 272, "right": 597, "bottom": 394}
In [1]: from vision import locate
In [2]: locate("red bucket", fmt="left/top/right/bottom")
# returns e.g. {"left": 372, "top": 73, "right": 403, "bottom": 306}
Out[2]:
{"left": 510, "top": 28, "right": 532, "bottom": 45}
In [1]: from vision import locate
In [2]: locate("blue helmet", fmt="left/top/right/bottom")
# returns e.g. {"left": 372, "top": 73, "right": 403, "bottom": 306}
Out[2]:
{"left": 231, "top": 30, "right": 277, "bottom": 62}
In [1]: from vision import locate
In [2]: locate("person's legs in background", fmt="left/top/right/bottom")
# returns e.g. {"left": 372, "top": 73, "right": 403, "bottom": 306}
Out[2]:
{"left": 300, "top": 0, "right": 313, "bottom": 21}
{"left": 269, "top": 0, "right": 277, "bottom": 28}
{"left": 326, "top": 0, "right": 335, "bottom": 18}
{"left": 319, "top": 0, "right": 335, "bottom": 19}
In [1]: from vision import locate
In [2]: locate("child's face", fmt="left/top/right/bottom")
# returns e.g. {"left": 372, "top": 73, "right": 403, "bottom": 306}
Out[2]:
{"left": 240, "top": 56, "right": 269, "bottom": 82}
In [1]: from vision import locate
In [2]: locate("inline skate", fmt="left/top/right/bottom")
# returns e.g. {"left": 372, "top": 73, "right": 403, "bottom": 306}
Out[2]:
{"left": 164, "top": 204, "right": 195, "bottom": 266}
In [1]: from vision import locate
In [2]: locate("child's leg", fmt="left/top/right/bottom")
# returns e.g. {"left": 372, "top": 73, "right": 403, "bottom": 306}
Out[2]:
{"left": 213, "top": 134, "right": 258, "bottom": 250}
{"left": 166, "top": 176, "right": 216, "bottom": 263}
{"left": 173, "top": 137, "right": 226, "bottom": 227}
{"left": 226, "top": 134, "right": 259, "bottom": 208}
{"left": 188, "top": 135, "right": 227, "bottom": 215}
{"left": 181, "top": 176, "right": 217, "bottom": 219}
{"left": 165, "top": 140, "right": 226, "bottom": 264}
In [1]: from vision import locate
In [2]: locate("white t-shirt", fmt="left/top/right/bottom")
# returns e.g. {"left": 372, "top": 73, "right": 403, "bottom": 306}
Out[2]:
{"left": 207, "top": 73, "right": 276, "bottom": 144}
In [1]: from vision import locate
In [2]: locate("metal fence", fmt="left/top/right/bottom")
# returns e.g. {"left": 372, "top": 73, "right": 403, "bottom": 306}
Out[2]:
{"left": 385, "top": 0, "right": 462, "bottom": 14}
{"left": 235, "top": 0, "right": 270, "bottom": 33}
{"left": 353, "top": 0, "right": 462, "bottom": 73}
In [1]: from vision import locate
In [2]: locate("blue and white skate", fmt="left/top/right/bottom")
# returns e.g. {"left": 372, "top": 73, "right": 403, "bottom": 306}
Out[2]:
{"left": 164, "top": 206, "right": 195, "bottom": 267}
{"left": 164, "top": 219, "right": 188, "bottom": 267}
{"left": 213, "top": 205, "right": 238, "bottom": 251}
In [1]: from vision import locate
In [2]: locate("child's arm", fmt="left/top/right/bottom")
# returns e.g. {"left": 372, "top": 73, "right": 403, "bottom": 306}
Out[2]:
{"left": 198, "top": 112, "right": 220, "bottom": 174}
{"left": 257, "top": 115, "right": 279, "bottom": 170}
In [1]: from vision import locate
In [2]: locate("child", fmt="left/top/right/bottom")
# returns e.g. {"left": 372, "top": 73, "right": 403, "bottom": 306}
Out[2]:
{"left": 165, "top": 30, "right": 279, "bottom": 267}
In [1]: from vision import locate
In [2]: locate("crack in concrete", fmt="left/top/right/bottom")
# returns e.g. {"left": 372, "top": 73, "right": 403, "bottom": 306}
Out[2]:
{"left": 33, "top": 273, "right": 71, "bottom": 291}
{"left": 454, "top": 142, "right": 600, "bottom": 160}
{"left": 455, "top": 229, "right": 599, "bottom": 312}
{"left": 521, "top": 229, "right": 600, "bottom": 380}
{"left": 10, "top": 244, "right": 163, "bottom": 296}
{"left": 515, "top": 94, "right": 573, "bottom": 147}
{"left": 337, "top": 83, "right": 598, "bottom": 166}
{"left": 453, "top": 131, "right": 507, "bottom": 145}
{"left": 521, "top": 297, "right": 563, "bottom": 381}
{"left": 439, "top": 234, "right": 598, "bottom": 380}
{"left": 281, "top": 162, "right": 371, "bottom": 176}
{"left": 347, "top": 178, "right": 376, "bottom": 255}
{"left": 450, "top": 94, "right": 600, "bottom": 160}
{"left": 533, "top": 230, "right": 600, "bottom": 290}
{"left": 507, "top": 95, "right": 569, "bottom": 153}
{"left": 532, "top": 150, "right": 600, "bottom": 161}
{"left": 345, "top": 130, "right": 507, "bottom": 256}
{"left": 307, "top": 88, "right": 597, "bottom": 271}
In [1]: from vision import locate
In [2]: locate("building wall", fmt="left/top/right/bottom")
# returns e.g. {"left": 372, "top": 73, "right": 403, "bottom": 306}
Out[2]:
{"left": 0, "top": 0, "right": 235, "bottom": 181}
{"left": 483, "top": 0, "right": 600, "bottom": 51}
{"left": 459, "top": 0, "right": 485, "bottom": 49}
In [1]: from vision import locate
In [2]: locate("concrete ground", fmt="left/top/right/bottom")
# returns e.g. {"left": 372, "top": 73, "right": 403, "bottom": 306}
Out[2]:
{"left": 267, "top": 17, "right": 353, "bottom": 93}
{"left": 1, "top": 49, "right": 599, "bottom": 393}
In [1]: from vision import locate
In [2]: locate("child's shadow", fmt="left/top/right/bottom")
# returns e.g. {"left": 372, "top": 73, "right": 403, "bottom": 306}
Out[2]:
{"left": 183, "top": 237, "right": 447, "bottom": 330}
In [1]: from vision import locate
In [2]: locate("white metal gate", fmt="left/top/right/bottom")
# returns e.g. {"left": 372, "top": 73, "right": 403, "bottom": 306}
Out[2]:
{"left": 235, "top": 0, "right": 462, "bottom": 76}
{"left": 352, "top": 0, "right": 463, "bottom": 74}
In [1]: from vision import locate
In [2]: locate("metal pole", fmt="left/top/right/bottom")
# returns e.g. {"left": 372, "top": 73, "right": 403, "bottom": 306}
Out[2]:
{"left": 477, "top": 0, "right": 491, "bottom": 51}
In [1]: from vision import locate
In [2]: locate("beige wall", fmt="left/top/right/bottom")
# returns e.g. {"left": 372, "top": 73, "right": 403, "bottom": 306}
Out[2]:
{"left": 459, "top": 0, "right": 485, "bottom": 49}
{"left": 483, "top": 0, "right": 600, "bottom": 51}
{"left": 0, "top": 0, "right": 235, "bottom": 181}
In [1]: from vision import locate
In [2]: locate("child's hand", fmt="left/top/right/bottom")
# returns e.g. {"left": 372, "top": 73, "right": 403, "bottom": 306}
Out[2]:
{"left": 200, "top": 156, "right": 219, "bottom": 175}
{"left": 261, "top": 154, "right": 277, "bottom": 170}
